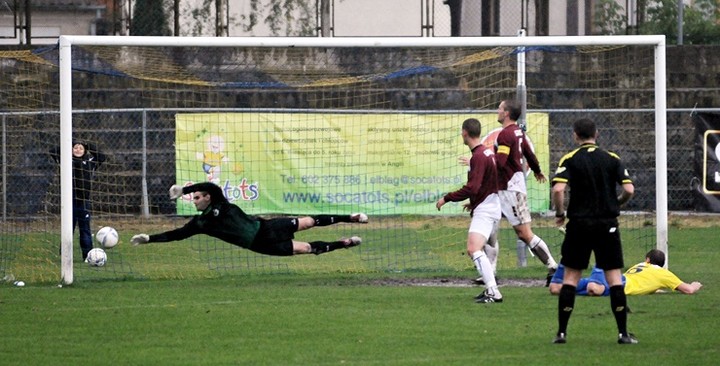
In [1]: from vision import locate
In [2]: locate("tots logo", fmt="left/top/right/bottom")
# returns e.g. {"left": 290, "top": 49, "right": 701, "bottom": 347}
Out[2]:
{"left": 223, "top": 179, "right": 260, "bottom": 202}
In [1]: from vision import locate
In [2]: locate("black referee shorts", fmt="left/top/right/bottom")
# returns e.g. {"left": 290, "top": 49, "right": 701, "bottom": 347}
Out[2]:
{"left": 560, "top": 218, "right": 624, "bottom": 271}
{"left": 249, "top": 217, "right": 299, "bottom": 256}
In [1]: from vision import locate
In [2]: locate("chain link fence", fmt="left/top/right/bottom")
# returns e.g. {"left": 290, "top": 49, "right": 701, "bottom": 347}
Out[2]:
{"left": 0, "top": 108, "right": 706, "bottom": 222}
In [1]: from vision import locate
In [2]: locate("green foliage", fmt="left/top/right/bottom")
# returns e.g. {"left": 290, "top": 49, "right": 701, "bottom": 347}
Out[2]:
{"left": 594, "top": 0, "right": 627, "bottom": 35}
{"left": 130, "top": 0, "right": 171, "bottom": 36}
{"left": 639, "top": 0, "right": 720, "bottom": 44}
{"left": 254, "top": 0, "right": 316, "bottom": 36}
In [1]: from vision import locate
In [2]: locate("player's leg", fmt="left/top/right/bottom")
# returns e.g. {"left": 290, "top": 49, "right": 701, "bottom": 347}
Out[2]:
{"left": 253, "top": 218, "right": 362, "bottom": 255}
{"left": 554, "top": 220, "right": 592, "bottom": 344}
{"left": 548, "top": 264, "right": 565, "bottom": 295}
{"left": 595, "top": 222, "right": 636, "bottom": 344}
{"left": 302, "top": 237, "right": 362, "bottom": 255}
{"left": 485, "top": 219, "right": 500, "bottom": 273}
{"left": 474, "top": 219, "right": 499, "bottom": 285}
{"left": 296, "top": 213, "right": 368, "bottom": 231}
{"left": 466, "top": 210, "right": 502, "bottom": 303}
{"left": 500, "top": 191, "right": 557, "bottom": 275}
{"left": 585, "top": 266, "right": 610, "bottom": 296}
{"left": 514, "top": 223, "right": 557, "bottom": 269}
{"left": 75, "top": 204, "right": 93, "bottom": 260}
{"left": 555, "top": 265, "right": 582, "bottom": 343}
{"left": 516, "top": 238, "right": 528, "bottom": 267}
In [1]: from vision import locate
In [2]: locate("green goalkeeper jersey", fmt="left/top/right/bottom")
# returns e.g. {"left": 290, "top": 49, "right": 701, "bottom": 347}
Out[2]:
{"left": 149, "top": 201, "right": 261, "bottom": 249}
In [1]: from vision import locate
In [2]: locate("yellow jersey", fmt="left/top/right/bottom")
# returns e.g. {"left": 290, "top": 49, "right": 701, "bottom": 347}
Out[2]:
{"left": 623, "top": 262, "right": 683, "bottom": 296}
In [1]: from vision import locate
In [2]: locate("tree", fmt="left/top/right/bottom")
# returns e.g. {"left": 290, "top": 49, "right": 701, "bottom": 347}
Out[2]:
{"left": 240, "top": 0, "right": 316, "bottom": 36}
{"left": 594, "top": 0, "right": 627, "bottom": 35}
{"left": 131, "top": 0, "right": 171, "bottom": 36}
{"left": 638, "top": 0, "right": 720, "bottom": 44}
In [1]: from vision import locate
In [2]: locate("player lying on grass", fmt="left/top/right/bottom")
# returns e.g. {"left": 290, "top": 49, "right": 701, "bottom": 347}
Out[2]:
{"left": 548, "top": 249, "right": 703, "bottom": 296}
{"left": 131, "top": 182, "right": 367, "bottom": 256}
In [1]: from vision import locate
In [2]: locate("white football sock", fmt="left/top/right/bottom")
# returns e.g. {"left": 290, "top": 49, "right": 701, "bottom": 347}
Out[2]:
{"left": 472, "top": 250, "right": 500, "bottom": 296}
{"left": 484, "top": 243, "right": 498, "bottom": 274}
{"left": 530, "top": 235, "right": 558, "bottom": 268}
{"left": 516, "top": 239, "right": 527, "bottom": 267}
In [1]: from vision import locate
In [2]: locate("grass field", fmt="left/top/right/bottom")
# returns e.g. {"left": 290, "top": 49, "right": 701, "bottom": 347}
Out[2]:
{"left": 1, "top": 225, "right": 718, "bottom": 365}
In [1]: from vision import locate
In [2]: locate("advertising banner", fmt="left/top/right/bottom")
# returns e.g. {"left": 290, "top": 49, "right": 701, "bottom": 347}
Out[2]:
{"left": 175, "top": 112, "right": 549, "bottom": 215}
{"left": 693, "top": 112, "right": 720, "bottom": 212}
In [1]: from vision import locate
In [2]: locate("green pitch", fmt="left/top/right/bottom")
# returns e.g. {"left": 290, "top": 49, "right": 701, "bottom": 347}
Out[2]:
{"left": 1, "top": 227, "right": 718, "bottom": 365}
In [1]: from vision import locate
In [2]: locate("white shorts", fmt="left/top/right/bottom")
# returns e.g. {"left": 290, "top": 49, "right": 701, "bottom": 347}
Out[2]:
{"left": 469, "top": 194, "right": 501, "bottom": 240}
{"left": 498, "top": 190, "right": 532, "bottom": 227}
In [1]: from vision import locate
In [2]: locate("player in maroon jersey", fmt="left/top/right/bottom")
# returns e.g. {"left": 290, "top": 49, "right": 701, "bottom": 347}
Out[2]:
{"left": 495, "top": 99, "right": 558, "bottom": 285}
{"left": 436, "top": 118, "right": 503, "bottom": 303}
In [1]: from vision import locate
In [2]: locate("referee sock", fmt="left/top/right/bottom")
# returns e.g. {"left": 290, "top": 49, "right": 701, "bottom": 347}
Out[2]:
{"left": 557, "top": 284, "right": 576, "bottom": 335}
{"left": 312, "top": 215, "right": 350, "bottom": 226}
{"left": 310, "top": 240, "right": 344, "bottom": 255}
{"left": 610, "top": 285, "right": 629, "bottom": 336}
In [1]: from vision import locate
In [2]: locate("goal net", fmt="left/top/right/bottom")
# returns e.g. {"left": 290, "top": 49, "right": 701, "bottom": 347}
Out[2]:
{"left": 0, "top": 36, "right": 666, "bottom": 285}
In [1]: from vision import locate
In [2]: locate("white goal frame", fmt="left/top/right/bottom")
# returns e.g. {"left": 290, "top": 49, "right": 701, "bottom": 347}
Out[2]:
{"left": 58, "top": 35, "right": 668, "bottom": 285}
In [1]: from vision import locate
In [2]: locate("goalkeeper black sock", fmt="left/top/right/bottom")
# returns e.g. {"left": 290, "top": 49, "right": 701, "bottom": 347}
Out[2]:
{"left": 610, "top": 285, "right": 629, "bottom": 336}
{"left": 310, "top": 240, "right": 345, "bottom": 255}
{"left": 557, "top": 284, "right": 576, "bottom": 335}
{"left": 312, "top": 215, "right": 350, "bottom": 226}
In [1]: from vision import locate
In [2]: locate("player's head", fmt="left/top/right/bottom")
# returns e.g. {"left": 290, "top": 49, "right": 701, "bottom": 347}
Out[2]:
{"left": 72, "top": 142, "right": 86, "bottom": 158}
{"left": 192, "top": 191, "right": 212, "bottom": 211}
{"left": 498, "top": 99, "right": 522, "bottom": 123}
{"left": 572, "top": 118, "right": 598, "bottom": 141}
{"left": 645, "top": 249, "right": 666, "bottom": 267}
{"left": 461, "top": 118, "right": 482, "bottom": 145}
{"left": 188, "top": 182, "right": 229, "bottom": 209}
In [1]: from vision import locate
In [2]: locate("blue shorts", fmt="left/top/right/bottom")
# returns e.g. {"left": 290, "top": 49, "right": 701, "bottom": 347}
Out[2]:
{"left": 550, "top": 264, "right": 619, "bottom": 296}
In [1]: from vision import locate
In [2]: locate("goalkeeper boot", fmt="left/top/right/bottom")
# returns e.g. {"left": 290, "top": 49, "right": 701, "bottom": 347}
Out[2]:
{"left": 553, "top": 332, "right": 567, "bottom": 344}
{"left": 350, "top": 213, "right": 369, "bottom": 223}
{"left": 341, "top": 236, "right": 362, "bottom": 248}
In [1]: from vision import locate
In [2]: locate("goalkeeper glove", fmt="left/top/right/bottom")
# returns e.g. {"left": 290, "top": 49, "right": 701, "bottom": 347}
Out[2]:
{"left": 131, "top": 234, "right": 150, "bottom": 246}
{"left": 169, "top": 185, "right": 183, "bottom": 199}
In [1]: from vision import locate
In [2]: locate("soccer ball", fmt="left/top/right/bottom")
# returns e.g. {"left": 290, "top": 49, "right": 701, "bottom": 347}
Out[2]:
{"left": 96, "top": 226, "right": 119, "bottom": 248}
{"left": 86, "top": 248, "right": 107, "bottom": 267}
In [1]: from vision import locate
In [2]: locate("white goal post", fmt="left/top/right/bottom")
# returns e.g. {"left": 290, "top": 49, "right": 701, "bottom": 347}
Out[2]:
{"left": 58, "top": 35, "right": 667, "bottom": 285}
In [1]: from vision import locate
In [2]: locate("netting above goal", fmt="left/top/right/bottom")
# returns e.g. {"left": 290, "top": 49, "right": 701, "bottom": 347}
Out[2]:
{"left": 0, "top": 36, "right": 666, "bottom": 285}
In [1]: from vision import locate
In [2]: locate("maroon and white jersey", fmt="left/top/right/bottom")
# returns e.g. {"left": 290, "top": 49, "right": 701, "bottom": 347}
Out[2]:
{"left": 444, "top": 144, "right": 499, "bottom": 214}
{"left": 495, "top": 124, "right": 542, "bottom": 193}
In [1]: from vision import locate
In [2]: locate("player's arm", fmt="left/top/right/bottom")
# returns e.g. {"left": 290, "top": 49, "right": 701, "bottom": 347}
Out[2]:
{"left": 521, "top": 137, "right": 545, "bottom": 182}
{"left": 551, "top": 182, "right": 567, "bottom": 226}
{"left": 618, "top": 183, "right": 634, "bottom": 206}
{"left": 438, "top": 155, "right": 484, "bottom": 210}
{"left": 132, "top": 219, "right": 200, "bottom": 245}
{"left": 85, "top": 142, "right": 107, "bottom": 165}
{"left": 495, "top": 144, "right": 510, "bottom": 167}
{"left": 615, "top": 158, "right": 634, "bottom": 206}
{"left": 675, "top": 281, "right": 703, "bottom": 294}
{"left": 551, "top": 157, "right": 570, "bottom": 226}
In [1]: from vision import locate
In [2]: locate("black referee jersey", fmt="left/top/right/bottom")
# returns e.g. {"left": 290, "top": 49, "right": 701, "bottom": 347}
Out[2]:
{"left": 551, "top": 143, "right": 632, "bottom": 219}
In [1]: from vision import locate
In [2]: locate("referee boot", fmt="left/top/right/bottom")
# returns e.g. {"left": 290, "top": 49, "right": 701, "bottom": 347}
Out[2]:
{"left": 618, "top": 333, "right": 639, "bottom": 344}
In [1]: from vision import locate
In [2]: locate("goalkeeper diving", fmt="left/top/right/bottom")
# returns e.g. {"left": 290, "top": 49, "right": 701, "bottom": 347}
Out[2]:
{"left": 131, "top": 182, "right": 367, "bottom": 256}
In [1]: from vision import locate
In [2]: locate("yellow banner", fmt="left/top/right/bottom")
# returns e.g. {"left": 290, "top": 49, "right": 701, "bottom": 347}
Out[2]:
{"left": 175, "top": 113, "right": 549, "bottom": 215}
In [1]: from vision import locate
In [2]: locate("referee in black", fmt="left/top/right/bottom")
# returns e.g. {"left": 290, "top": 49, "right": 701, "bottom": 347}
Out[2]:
{"left": 550, "top": 118, "right": 637, "bottom": 344}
